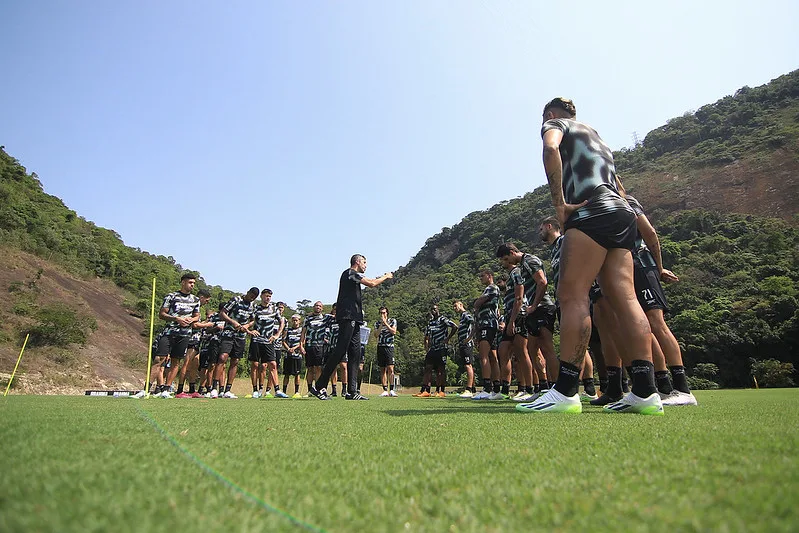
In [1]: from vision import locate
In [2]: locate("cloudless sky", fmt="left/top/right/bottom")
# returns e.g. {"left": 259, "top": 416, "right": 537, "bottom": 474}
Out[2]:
{"left": 2, "top": 1, "right": 797, "bottom": 307}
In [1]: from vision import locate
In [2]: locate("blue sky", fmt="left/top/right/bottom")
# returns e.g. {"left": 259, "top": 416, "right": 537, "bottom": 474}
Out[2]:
{"left": 2, "top": 1, "right": 797, "bottom": 307}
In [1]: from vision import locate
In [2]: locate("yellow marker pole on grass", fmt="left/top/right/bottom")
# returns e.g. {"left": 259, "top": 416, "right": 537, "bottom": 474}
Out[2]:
{"left": 143, "top": 277, "right": 157, "bottom": 396}
{"left": 3, "top": 334, "right": 30, "bottom": 397}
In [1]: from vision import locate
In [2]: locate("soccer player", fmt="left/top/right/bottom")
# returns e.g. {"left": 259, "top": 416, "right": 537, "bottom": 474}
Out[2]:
{"left": 519, "top": 97, "right": 663, "bottom": 415}
{"left": 357, "top": 321, "right": 370, "bottom": 394}
{"left": 196, "top": 304, "right": 225, "bottom": 396}
{"left": 282, "top": 314, "right": 304, "bottom": 398}
{"left": 311, "top": 254, "right": 393, "bottom": 400}
{"left": 301, "top": 301, "right": 330, "bottom": 395}
{"left": 212, "top": 287, "right": 259, "bottom": 399}
{"left": 373, "top": 306, "right": 398, "bottom": 397}
{"left": 246, "top": 289, "right": 288, "bottom": 398}
{"left": 326, "top": 304, "right": 345, "bottom": 397}
{"left": 155, "top": 273, "right": 201, "bottom": 398}
{"left": 452, "top": 301, "right": 476, "bottom": 397}
{"left": 626, "top": 194, "right": 696, "bottom": 406}
{"left": 495, "top": 245, "right": 532, "bottom": 400}
{"left": 471, "top": 270, "right": 502, "bottom": 400}
{"left": 175, "top": 288, "right": 212, "bottom": 398}
{"left": 419, "top": 304, "right": 457, "bottom": 398}
{"left": 273, "top": 301, "right": 287, "bottom": 383}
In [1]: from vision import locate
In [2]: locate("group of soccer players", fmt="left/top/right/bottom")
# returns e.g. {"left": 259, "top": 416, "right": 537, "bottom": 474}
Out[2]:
{"left": 145, "top": 96, "right": 696, "bottom": 416}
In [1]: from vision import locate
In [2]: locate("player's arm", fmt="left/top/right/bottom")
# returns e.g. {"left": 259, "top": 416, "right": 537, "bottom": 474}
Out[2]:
{"left": 472, "top": 295, "right": 489, "bottom": 312}
{"left": 636, "top": 214, "right": 679, "bottom": 283}
{"left": 542, "top": 128, "right": 586, "bottom": 224}
{"left": 383, "top": 319, "right": 397, "bottom": 335}
{"left": 299, "top": 325, "right": 308, "bottom": 355}
{"left": 273, "top": 318, "right": 285, "bottom": 343}
{"left": 360, "top": 272, "right": 393, "bottom": 288}
{"left": 424, "top": 333, "right": 430, "bottom": 352}
{"left": 446, "top": 320, "right": 457, "bottom": 343}
{"left": 158, "top": 296, "right": 174, "bottom": 322}
{"left": 530, "top": 270, "right": 548, "bottom": 310}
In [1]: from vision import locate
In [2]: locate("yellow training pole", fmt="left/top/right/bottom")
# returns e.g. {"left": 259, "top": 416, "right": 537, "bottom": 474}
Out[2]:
{"left": 367, "top": 361, "right": 373, "bottom": 393}
{"left": 3, "top": 334, "right": 30, "bottom": 397}
{"left": 143, "top": 277, "right": 157, "bottom": 395}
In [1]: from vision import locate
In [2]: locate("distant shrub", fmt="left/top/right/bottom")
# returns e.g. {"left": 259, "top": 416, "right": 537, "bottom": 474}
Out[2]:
{"left": 751, "top": 358, "right": 795, "bottom": 388}
{"left": 687, "top": 376, "right": 720, "bottom": 390}
{"left": 24, "top": 304, "right": 98, "bottom": 347}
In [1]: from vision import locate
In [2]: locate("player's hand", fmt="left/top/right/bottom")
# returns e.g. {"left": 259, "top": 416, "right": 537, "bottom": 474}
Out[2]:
{"left": 660, "top": 269, "right": 679, "bottom": 283}
{"left": 250, "top": 331, "right": 260, "bottom": 337}
{"left": 555, "top": 201, "right": 588, "bottom": 226}
{"left": 300, "top": 346, "right": 306, "bottom": 355}
{"left": 507, "top": 321, "right": 516, "bottom": 337}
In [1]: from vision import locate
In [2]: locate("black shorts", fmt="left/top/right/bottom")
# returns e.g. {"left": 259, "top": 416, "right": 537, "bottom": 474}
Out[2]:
{"left": 156, "top": 334, "right": 190, "bottom": 359}
{"left": 477, "top": 326, "right": 497, "bottom": 346}
{"left": 284, "top": 356, "right": 303, "bottom": 376}
{"left": 634, "top": 264, "right": 669, "bottom": 312}
{"left": 500, "top": 314, "right": 527, "bottom": 342}
{"left": 525, "top": 306, "right": 556, "bottom": 337}
{"left": 458, "top": 344, "right": 474, "bottom": 366}
{"left": 218, "top": 336, "right": 246, "bottom": 361}
{"left": 424, "top": 347, "right": 448, "bottom": 370}
{"left": 305, "top": 345, "right": 324, "bottom": 367}
{"left": 589, "top": 281, "right": 603, "bottom": 304}
{"left": 199, "top": 338, "right": 220, "bottom": 369}
{"left": 377, "top": 345, "right": 395, "bottom": 367}
{"left": 564, "top": 188, "right": 637, "bottom": 250}
{"left": 248, "top": 342, "right": 276, "bottom": 363}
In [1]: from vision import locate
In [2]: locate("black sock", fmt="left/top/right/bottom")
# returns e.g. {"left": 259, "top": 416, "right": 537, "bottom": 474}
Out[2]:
{"left": 253, "top": 386, "right": 258, "bottom": 393}
{"left": 212, "top": 380, "right": 219, "bottom": 391}
{"left": 655, "top": 370, "right": 673, "bottom": 394}
{"left": 332, "top": 384, "right": 337, "bottom": 394}
{"left": 471, "top": 386, "right": 476, "bottom": 393}
{"left": 669, "top": 366, "right": 691, "bottom": 393}
{"left": 534, "top": 383, "right": 541, "bottom": 393}
{"left": 390, "top": 383, "right": 395, "bottom": 391}
{"left": 630, "top": 360, "right": 657, "bottom": 398}
{"left": 383, "top": 385, "right": 388, "bottom": 391}
{"left": 501, "top": 381, "right": 510, "bottom": 395}
{"left": 224, "top": 384, "right": 232, "bottom": 393}
{"left": 189, "top": 382, "right": 196, "bottom": 394}
{"left": 554, "top": 361, "right": 581, "bottom": 397}
{"left": 540, "top": 380, "right": 550, "bottom": 391}
{"left": 525, "top": 386, "right": 534, "bottom": 394}
{"left": 582, "top": 378, "right": 596, "bottom": 396}
{"left": 176, "top": 382, "right": 184, "bottom": 394}
{"left": 420, "top": 386, "right": 426, "bottom": 393}
{"left": 483, "top": 378, "right": 492, "bottom": 392}
{"left": 622, "top": 370, "right": 631, "bottom": 393}
{"left": 599, "top": 377, "right": 609, "bottom": 394}
{"left": 492, "top": 380, "right": 501, "bottom": 393}
{"left": 606, "top": 367, "right": 623, "bottom": 397}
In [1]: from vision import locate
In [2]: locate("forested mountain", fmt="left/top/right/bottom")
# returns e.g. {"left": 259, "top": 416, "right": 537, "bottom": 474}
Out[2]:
{"left": 362, "top": 70, "right": 799, "bottom": 388}
{"left": 1, "top": 70, "right": 798, "bottom": 390}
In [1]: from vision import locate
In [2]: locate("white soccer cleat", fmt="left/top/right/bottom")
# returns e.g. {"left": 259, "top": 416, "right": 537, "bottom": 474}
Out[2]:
{"left": 660, "top": 390, "right": 698, "bottom": 406}
{"left": 159, "top": 391, "right": 174, "bottom": 399}
{"left": 131, "top": 390, "right": 146, "bottom": 399}
{"left": 579, "top": 392, "right": 599, "bottom": 403}
{"left": 223, "top": 391, "right": 237, "bottom": 399}
{"left": 515, "top": 388, "right": 582, "bottom": 413}
{"left": 604, "top": 392, "right": 665, "bottom": 415}
{"left": 379, "top": 390, "right": 390, "bottom": 397}
{"left": 488, "top": 391, "right": 507, "bottom": 400}
{"left": 511, "top": 391, "right": 528, "bottom": 401}
{"left": 252, "top": 391, "right": 260, "bottom": 399}
{"left": 458, "top": 390, "right": 474, "bottom": 398}
{"left": 513, "top": 392, "right": 535, "bottom": 402}
{"left": 210, "top": 389, "right": 219, "bottom": 399}
{"left": 388, "top": 390, "right": 398, "bottom": 397}
{"left": 472, "top": 391, "right": 491, "bottom": 400}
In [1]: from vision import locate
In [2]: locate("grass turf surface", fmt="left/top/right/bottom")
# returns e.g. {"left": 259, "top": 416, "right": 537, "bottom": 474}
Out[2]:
{"left": 1, "top": 389, "right": 797, "bottom": 532}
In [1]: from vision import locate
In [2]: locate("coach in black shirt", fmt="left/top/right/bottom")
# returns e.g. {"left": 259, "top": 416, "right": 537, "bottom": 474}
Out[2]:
{"left": 313, "top": 254, "right": 392, "bottom": 400}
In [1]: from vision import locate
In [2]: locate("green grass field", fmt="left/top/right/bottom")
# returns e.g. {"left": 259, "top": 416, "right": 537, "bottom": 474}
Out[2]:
{"left": 1, "top": 389, "right": 798, "bottom": 532}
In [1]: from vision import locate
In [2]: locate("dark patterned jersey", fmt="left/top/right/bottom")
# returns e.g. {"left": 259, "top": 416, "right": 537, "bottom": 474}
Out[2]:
{"left": 504, "top": 266, "right": 528, "bottom": 320}
{"left": 476, "top": 284, "right": 500, "bottom": 329}
{"left": 303, "top": 313, "right": 331, "bottom": 347}
{"left": 549, "top": 235, "right": 564, "bottom": 294}
{"left": 518, "top": 253, "right": 556, "bottom": 311}
{"left": 457, "top": 312, "right": 474, "bottom": 346}
{"left": 426, "top": 315, "right": 456, "bottom": 349}
{"left": 274, "top": 316, "right": 286, "bottom": 350}
{"left": 283, "top": 327, "right": 303, "bottom": 356}
{"left": 541, "top": 118, "right": 620, "bottom": 204}
{"left": 161, "top": 291, "right": 200, "bottom": 336}
{"left": 336, "top": 269, "right": 365, "bottom": 322}
{"left": 626, "top": 195, "right": 658, "bottom": 269}
{"left": 221, "top": 296, "right": 256, "bottom": 339}
{"left": 201, "top": 311, "right": 226, "bottom": 343}
{"left": 375, "top": 318, "right": 397, "bottom": 346}
{"left": 251, "top": 303, "right": 282, "bottom": 344}
{"left": 327, "top": 316, "right": 339, "bottom": 347}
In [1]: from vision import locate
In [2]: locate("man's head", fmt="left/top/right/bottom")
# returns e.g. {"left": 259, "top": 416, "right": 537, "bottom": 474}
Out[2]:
{"left": 313, "top": 301, "right": 323, "bottom": 314}
{"left": 180, "top": 272, "right": 196, "bottom": 293}
{"left": 542, "top": 97, "right": 576, "bottom": 123}
{"left": 453, "top": 300, "right": 465, "bottom": 313}
{"left": 538, "top": 216, "right": 561, "bottom": 244}
{"left": 496, "top": 243, "right": 522, "bottom": 270}
{"left": 277, "top": 301, "right": 286, "bottom": 313}
{"left": 260, "top": 288, "right": 273, "bottom": 305}
{"left": 379, "top": 306, "right": 388, "bottom": 319}
{"left": 244, "top": 287, "right": 260, "bottom": 302}
{"left": 290, "top": 314, "right": 301, "bottom": 327}
{"left": 197, "top": 288, "right": 211, "bottom": 305}
{"left": 330, "top": 303, "right": 336, "bottom": 316}
{"left": 430, "top": 304, "right": 440, "bottom": 318}
{"left": 350, "top": 254, "right": 367, "bottom": 273}
{"left": 479, "top": 269, "right": 494, "bottom": 286}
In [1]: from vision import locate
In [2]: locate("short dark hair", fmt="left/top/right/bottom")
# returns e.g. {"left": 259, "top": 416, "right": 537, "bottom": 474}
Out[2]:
{"left": 379, "top": 306, "right": 388, "bottom": 314}
{"left": 541, "top": 216, "right": 561, "bottom": 231}
{"left": 180, "top": 272, "right": 196, "bottom": 281}
{"left": 496, "top": 243, "right": 520, "bottom": 258}
{"left": 197, "top": 288, "right": 211, "bottom": 298}
{"left": 350, "top": 254, "right": 365, "bottom": 266}
{"left": 543, "top": 97, "right": 576, "bottom": 118}
{"left": 331, "top": 303, "right": 337, "bottom": 310}
{"left": 261, "top": 288, "right": 273, "bottom": 295}
{"left": 247, "top": 287, "right": 260, "bottom": 296}
{"left": 277, "top": 301, "right": 286, "bottom": 307}
{"left": 479, "top": 269, "right": 494, "bottom": 278}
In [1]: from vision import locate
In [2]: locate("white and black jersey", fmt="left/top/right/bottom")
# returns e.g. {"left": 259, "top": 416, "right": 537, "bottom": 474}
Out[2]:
{"left": 326, "top": 314, "right": 339, "bottom": 347}
{"left": 375, "top": 318, "right": 397, "bottom": 346}
{"left": 221, "top": 296, "right": 256, "bottom": 339}
{"left": 426, "top": 316, "right": 456, "bottom": 350}
{"left": 161, "top": 291, "right": 200, "bottom": 336}
{"left": 518, "top": 253, "right": 556, "bottom": 311}
{"left": 457, "top": 312, "right": 474, "bottom": 347}
{"left": 283, "top": 327, "right": 303, "bottom": 356}
{"left": 303, "top": 313, "right": 332, "bottom": 347}
{"left": 273, "top": 316, "right": 286, "bottom": 350}
{"left": 201, "top": 311, "right": 225, "bottom": 343}
{"left": 549, "top": 235, "right": 564, "bottom": 294}
{"left": 476, "top": 284, "right": 500, "bottom": 330}
{"left": 504, "top": 266, "right": 528, "bottom": 321}
{"left": 251, "top": 303, "right": 281, "bottom": 344}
